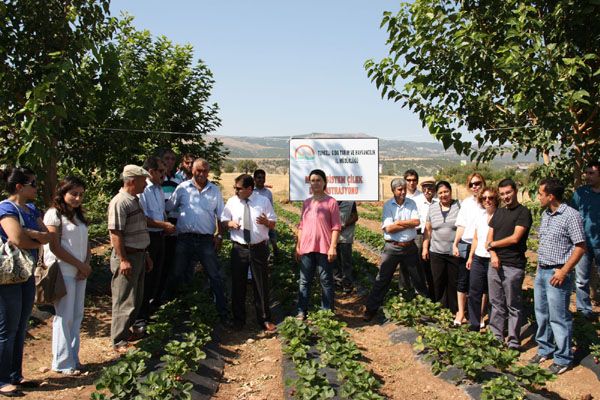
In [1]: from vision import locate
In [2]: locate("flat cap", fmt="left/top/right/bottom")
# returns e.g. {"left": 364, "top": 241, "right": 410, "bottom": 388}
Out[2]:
{"left": 122, "top": 164, "right": 151, "bottom": 178}
{"left": 420, "top": 179, "right": 435, "bottom": 187}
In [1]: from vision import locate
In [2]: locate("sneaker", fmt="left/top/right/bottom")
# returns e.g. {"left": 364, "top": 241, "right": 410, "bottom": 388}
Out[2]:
{"left": 295, "top": 312, "right": 306, "bottom": 321}
{"left": 547, "top": 363, "right": 570, "bottom": 375}
{"left": 529, "top": 354, "right": 550, "bottom": 364}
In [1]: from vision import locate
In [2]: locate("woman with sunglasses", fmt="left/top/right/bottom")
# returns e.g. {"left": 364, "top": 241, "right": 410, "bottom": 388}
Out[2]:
{"left": 0, "top": 167, "right": 51, "bottom": 396}
{"left": 43, "top": 176, "right": 91, "bottom": 375}
{"left": 422, "top": 181, "right": 461, "bottom": 313}
{"left": 451, "top": 173, "right": 487, "bottom": 325}
{"left": 465, "top": 187, "right": 499, "bottom": 332}
{"left": 295, "top": 169, "right": 341, "bottom": 319}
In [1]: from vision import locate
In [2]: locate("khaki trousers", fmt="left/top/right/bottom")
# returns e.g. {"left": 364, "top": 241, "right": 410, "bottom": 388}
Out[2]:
{"left": 110, "top": 250, "right": 145, "bottom": 346}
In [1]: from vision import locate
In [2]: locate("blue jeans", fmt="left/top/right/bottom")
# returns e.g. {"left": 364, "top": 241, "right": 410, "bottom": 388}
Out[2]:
{"left": 165, "top": 234, "right": 227, "bottom": 318}
{"left": 297, "top": 253, "right": 334, "bottom": 314}
{"left": 574, "top": 246, "right": 600, "bottom": 316}
{"left": 534, "top": 267, "right": 573, "bottom": 366}
{"left": 0, "top": 277, "right": 35, "bottom": 387}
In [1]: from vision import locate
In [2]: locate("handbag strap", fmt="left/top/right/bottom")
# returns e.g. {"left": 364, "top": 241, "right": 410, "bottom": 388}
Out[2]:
{"left": 2, "top": 200, "right": 26, "bottom": 227}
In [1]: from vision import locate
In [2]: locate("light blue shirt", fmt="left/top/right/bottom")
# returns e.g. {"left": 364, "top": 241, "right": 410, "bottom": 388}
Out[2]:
{"left": 166, "top": 180, "right": 224, "bottom": 235}
{"left": 139, "top": 180, "right": 167, "bottom": 233}
{"left": 381, "top": 197, "right": 419, "bottom": 242}
{"left": 253, "top": 187, "right": 273, "bottom": 205}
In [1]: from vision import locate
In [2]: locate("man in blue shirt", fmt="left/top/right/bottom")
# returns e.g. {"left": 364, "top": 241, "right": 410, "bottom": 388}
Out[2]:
{"left": 363, "top": 177, "right": 428, "bottom": 321}
{"left": 530, "top": 178, "right": 585, "bottom": 375}
{"left": 571, "top": 161, "right": 600, "bottom": 319}
{"left": 163, "top": 158, "right": 228, "bottom": 322}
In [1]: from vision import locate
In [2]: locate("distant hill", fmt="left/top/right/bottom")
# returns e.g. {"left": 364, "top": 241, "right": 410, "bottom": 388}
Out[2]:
{"left": 211, "top": 134, "right": 462, "bottom": 159}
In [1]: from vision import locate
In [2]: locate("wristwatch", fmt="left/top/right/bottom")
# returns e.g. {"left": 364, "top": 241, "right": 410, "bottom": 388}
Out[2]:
{"left": 216, "top": 234, "right": 223, "bottom": 240}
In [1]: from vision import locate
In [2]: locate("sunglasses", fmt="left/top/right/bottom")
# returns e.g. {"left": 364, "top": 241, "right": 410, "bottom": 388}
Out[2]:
{"left": 469, "top": 181, "right": 483, "bottom": 188}
{"left": 481, "top": 195, "right": 496, "bottom": 201}
{"left": 23, "top": 180, "right": 37, "bottom": 188}
{"left": 405, "top": 178, "right": 418, "bottom": 182}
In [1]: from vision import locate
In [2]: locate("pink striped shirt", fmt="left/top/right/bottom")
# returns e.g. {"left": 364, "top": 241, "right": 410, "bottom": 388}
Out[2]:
{"left": 298, "top": 195, "right": 341, "bottom": 255}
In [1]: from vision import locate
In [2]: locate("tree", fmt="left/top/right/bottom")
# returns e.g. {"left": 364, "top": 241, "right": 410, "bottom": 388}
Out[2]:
{"left": 365, "top": 0, "right": 600, "bottom": 189}
{"left": 237, "top": 160, "right": 258, "bottom": 174}
{"left": 0, "top": 3, "right": 226, "bottom": 204}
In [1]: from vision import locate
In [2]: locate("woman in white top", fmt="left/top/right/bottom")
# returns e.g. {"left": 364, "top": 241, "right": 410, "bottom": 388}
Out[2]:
{"left": 452, "top": 172, "right": 486, "bottom": 325}
{"left": 44, "top": 176, "right": 91, "bottom": 375}
{"left": 465, "top": 187, "right": 499, "bottom": 332}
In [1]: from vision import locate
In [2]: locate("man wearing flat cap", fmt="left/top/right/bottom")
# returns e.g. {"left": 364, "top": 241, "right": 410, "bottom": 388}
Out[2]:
{"left": 417, "top": 179, "right": 437, "bottom": 296}
{"left": 108, "top": 165, "right": 153, "bottom": 352}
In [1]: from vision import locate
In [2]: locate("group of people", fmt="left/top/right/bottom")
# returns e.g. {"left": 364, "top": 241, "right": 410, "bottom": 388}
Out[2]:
{"left": 359, "top": 165, "right": 600, "bottom": 375}
{"left": 0, "top": 158, "right": 598, "bottom": 396}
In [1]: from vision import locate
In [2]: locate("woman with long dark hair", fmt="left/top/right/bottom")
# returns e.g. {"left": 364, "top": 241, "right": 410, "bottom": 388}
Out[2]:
{"left": 295, "top": 169, "right": 341, "bottom": 319}
{"left": 43, "top": 176, "right": 91, "bottom": 375}
{"left": 0, "top": 167, "right": 50, "bottom": 396}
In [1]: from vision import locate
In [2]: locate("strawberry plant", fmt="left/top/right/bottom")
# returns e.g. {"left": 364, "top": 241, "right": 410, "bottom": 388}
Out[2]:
{"left": 508, "top": 364, "right": 555, "bottom": 389}
{"left": 288, "top": 360, "right": 335, "bottom": 400}
{"left": 481, "top": 375, "right": 525, "bottom": 400}
{"left": 384, "top": 294, "right": 454, "bottom": 327}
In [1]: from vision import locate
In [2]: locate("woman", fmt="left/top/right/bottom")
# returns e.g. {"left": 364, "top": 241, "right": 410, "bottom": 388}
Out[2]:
{"left": 422, "top": 181, "right": 461, "bottom": 315}
{"left": 0, "top": 167, "right": 50, "bottom": 396}
{"left": 452, "top": 173, "right": 487, "bottom": 325}
{"left": 295, "top": 169, "right": 341, "bottom": 319}
{"left": 44, "top": 176, "right": 91, "bottom": 375}
{"left": 466, "top": 187, "right": 499, "bottom": 332}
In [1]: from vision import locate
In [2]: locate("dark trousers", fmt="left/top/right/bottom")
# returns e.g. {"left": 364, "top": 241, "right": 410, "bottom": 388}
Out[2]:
{"left": 156, "top": 234, "right": 177, "bottom": 306}
{"left": 468, "top": 255, "right": 489, "bottom": 330}
{"left": 429, "top": 252, "right": 460, "bottom": 313}
{"left": 0, "top": 277, "right": 35, "bottom": 387}
{"left": 366, "top": 242, "right": 427, "bottom": 312}
{"left": 334, "top": 242, "right": 354, "bottom": 286}
{"left": 139, "top": 231, "right": 165, "bottom": 320}
{"left": 416, "top": 233, "right": 434, "bottom": 299}
{"left": 231, "top": 242, "right": 271, "bottom": 327}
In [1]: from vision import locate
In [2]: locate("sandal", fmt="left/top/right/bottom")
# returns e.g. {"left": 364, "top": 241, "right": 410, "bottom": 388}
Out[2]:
{"left": 15, "top": 379, "right": 39, "bottom": 388}
{"left": 0, "top": 384, "right": 22, "bottom": 397}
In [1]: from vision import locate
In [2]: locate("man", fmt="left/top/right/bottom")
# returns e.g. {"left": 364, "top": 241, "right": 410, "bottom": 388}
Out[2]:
{"left": 363, "top": 178, "right": 428, "bottom": 321}
{"left": 108, "top": 165, "right": 153, "bottom": 352}
{"left": 175, "top": 153, "right": 194, "bottom": 181}
{"left": 571, "top": 161, "right": 600, "bottom": 319}
{"left": 335, "top": 200, "right": 359, "bottom": 294}
{"left": 253, "top": 169, "right": 279, "bottom": 257}
{"left": 416, "top": 179, "right": 437, "bottom": 297}
{"left": 530, "top": 178, "right": 586, "bottom": 375}
{"left": 221, "top": 174, "right": 277, "bottom": 332}
{"left": 137, "top": 157, "right": 176, "bottom": 326}
{"left": 158, "top": 149, "right": 184, "bottom": 308}
{"left": 164, "top": 158, "right": 228, "bottom": 322}
{"left": 404, "top": 169, "right": 423, "bottom": 201}
{"left": 486, "top": 178, "right": 532, "bottom": 350}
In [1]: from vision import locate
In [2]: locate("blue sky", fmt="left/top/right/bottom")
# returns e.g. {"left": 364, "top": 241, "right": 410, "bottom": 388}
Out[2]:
{"left": 110, "top": 1, "right": 434, "bottom": 142}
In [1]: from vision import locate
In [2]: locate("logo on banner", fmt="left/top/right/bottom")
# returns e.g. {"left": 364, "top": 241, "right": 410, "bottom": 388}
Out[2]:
{"left": 293, "top": 144, "right": 315, "bottom": 162}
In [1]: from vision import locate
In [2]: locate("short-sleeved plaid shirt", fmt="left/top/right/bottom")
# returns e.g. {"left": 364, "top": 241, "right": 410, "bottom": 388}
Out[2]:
{"left": 538, "top": 203, "right": 585, "bottom": 266}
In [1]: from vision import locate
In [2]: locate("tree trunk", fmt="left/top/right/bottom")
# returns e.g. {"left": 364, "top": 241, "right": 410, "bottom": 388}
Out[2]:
{"left": 43, "top": 142, "right": 58, "bottom": 207}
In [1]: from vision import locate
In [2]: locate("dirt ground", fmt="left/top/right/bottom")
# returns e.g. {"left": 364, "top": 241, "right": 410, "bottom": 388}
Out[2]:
{"left": 16, "top": 173, "right": 599, "bottom": 399}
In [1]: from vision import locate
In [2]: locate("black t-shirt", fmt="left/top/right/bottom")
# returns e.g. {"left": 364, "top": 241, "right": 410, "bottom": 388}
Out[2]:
{"left": 489, "top": 203, "right": 532, "bottom": 268}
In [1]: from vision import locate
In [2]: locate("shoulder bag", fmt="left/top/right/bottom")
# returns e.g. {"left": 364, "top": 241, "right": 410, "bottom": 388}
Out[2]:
{"left": 34, "top": 211, "right": 67, "bottom": 304}
{"left": 0, "top": 201, "right": 37, "bottom": 285}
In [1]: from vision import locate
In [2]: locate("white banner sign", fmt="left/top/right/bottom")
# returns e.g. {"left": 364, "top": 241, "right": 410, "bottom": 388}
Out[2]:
{"left": 289, "top": 137, "right": 379, "bottom": 201}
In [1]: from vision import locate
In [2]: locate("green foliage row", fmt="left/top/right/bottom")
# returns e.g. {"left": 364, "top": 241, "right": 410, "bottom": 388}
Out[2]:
{"left": 384, "top": 292, "right": 554, "bottom": 394}
{"left": 279, "top": 310, "right": 384, "bottom": 400}
{"left": 90, "top": 278, "right": 218, "bottom": 399}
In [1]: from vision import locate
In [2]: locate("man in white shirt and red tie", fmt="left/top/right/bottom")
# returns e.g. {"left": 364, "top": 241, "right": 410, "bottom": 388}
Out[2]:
{"left": 221, "top": 174, "right": 278, "bottom": 332}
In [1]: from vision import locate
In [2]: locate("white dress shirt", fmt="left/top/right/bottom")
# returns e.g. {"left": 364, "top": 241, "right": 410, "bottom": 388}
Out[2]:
{"left": 221, "top": 192, "right": 277, "bottom": 244}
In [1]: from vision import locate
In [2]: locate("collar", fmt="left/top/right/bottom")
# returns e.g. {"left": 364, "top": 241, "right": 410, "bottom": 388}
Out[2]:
{"left": 119, "top": 188, "right": 136, "bottom": 200}
{"left": 545, "top": 202, "right": 567, "bottom": 216}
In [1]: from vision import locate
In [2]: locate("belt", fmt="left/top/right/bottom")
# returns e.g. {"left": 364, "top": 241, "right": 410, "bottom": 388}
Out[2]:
{"left": 233, "top": 240, "right": 267, "bottom": 249}
{"left": 539, "top": 264, "right": 562, "bottom": 269}
{"left": 385, "top": 239, "right": 415, "bottom": 247}
{"left": 149, "top": 231, "right": 164, "bottom": 236}
{"left": 180, "top": 232, "right": 214, "bottom": 239}
{"left": 125, "top": 246, "right": 147, "bottom": 254}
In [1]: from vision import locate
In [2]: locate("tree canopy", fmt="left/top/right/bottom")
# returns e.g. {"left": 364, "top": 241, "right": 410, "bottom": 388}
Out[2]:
{"left": 366, "top": 0, "right": 600, "bottom": 188}
{"left": 0, "top": 1, "right": 226, "bottom": 204}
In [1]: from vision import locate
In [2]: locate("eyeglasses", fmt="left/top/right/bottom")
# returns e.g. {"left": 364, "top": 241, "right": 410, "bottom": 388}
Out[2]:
{"left": 24, "top": 180, "right": 37, "bottom": 188}
{"left": 422, "top": 186, "right": 434, "bottom": 191}
{"left": 481, "top": 196, "right": 496, "bottom": 201}
{"left": 405, "top": 178, "right": 418, "bottom": 182}
{"left": 469, "top": 181, "right": 483, "bottom": 188}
